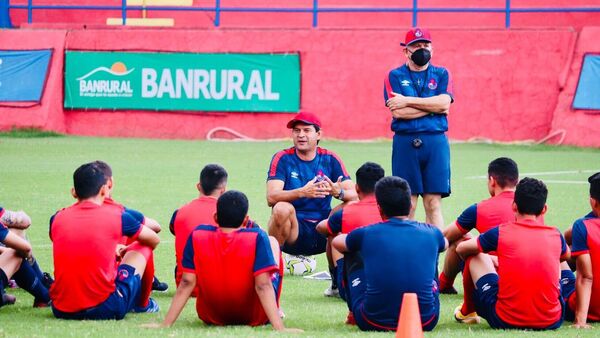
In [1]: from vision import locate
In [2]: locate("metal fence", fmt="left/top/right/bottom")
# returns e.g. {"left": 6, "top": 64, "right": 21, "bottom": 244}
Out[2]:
{"left": 3, "top": 0, "right": 600, "bottom": 28}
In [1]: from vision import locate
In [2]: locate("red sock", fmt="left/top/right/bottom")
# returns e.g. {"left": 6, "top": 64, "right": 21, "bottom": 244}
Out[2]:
{"left": 461, "top": 257, "right": 476, "bottom": 315}
{"left": 126, "top": 242, "right": 154, "bottom": 308}
{"left": 439, "top": 271, "right": 455, "bottom": 290}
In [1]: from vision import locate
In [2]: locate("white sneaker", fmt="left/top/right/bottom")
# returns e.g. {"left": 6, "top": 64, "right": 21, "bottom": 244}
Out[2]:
{"left": 323, "top": 285, "right": 340, "bottom": 297}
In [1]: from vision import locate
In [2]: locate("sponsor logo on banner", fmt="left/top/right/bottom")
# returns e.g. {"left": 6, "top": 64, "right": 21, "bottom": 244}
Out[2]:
{"left": 64, "top": 52, "right": 300, "bottom": 112}
{"left": 77, "top": 62, "right": 134, "bottom": 98}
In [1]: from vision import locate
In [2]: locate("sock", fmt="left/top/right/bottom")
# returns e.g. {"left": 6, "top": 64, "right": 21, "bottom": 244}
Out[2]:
{"left": 329, "top": 266, "right": 338, "bottom": 289}
{"left": 139, "top": 251, "right": 154, "bottom": 308}
{"left": 439, "top": 271, "right": 455, "bottom": 290}
{"left": 460, "top": 257, "right": 476, "bottom": 315}
{"left": 13, "top": 259, "right": 50, "bottom": 303}
{"left": 0, "top": 268, "right": 7, "bottom": 305}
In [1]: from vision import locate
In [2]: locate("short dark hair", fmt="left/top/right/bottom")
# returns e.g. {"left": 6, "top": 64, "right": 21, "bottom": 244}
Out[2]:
{"left": 356, "top": 162, "right": 385, "bottom": 194}
{"left": 375, "top": 176, "right": 411, "bottom": 218}
{"left": 216, "top": 190, "right": 248, "bottom": 228}
{"left": 93, "top": 160, "right": 112, "bottom": 179}
{"left": 200, "top": 164, "right": 228, "bottom": 195}
{"left": 488, "top": 157, "right": 518, "bottom": 188}
{"left": 514, "top": 177, "right": 547, "bottom": 216}
{"left": 73, "top": 162, "right": 107, "bottom": 199}
{"left": 589, "top": 172, "right": 600, "bottom": 201}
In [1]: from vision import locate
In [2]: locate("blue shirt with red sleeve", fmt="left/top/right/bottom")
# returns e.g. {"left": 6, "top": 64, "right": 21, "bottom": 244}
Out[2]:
{"left": 267, "top": 147, "right": 350, "bottom": 217}
{"left": 326, "top": 195, "right": 381, "bottom": 235}
{"left": 384, "top": 64, "right": 453, "bottom": 134}
{"left": 477, "top": 220, "right": 567, "bottom": 328}
{"left": 181, "top": 225, "right": 278, "bottom": 326}
{"left": 456, "top": 191, "right": 515, "bottom": 234}
{"left": 345, "top": 218, "right": 445, "bottom": 329}
{"left": 49, "top": 201, "right": 143, "bottom": 313}
{"left": 570, "top": 211, "right": 600, "bottom": 321}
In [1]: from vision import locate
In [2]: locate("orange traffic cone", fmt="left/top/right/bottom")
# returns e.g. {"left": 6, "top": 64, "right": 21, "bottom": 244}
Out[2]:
{"left": 396, "top": 293, "right": 424, "bottom": 338}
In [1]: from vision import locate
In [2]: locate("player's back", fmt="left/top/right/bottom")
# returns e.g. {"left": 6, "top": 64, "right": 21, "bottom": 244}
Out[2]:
{"left": 340, "top": 195, "right": 381, "bottom": 234}
{"left": 171, "top": 197, "right": 218, "bottom": 281}
{"left": 475, "top": 191, "right": 515, "bottom": 233}
{"left": 571, "top": 213, "right": 600, "bottom": 320}
{"left": 351, "top": 218, "right": 444, "bottom": 328}
{"left": 49, "top": 201, "right": 125, "bottom": 312}
{"left": 188, "top": 225, "right": 273, "bottom": 326}
{"left": 493, "top": 220, "right": 564, "bottom": 328}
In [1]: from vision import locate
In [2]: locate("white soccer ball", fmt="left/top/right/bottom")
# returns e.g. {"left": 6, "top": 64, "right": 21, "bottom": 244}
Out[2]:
{"left": 284, "top": 254, "right": 317, "bottom": 276}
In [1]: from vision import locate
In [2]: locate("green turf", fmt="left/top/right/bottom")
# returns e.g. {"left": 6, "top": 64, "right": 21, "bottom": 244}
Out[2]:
{"left": 0, "top": 133, "right": 599, "bottom": 337}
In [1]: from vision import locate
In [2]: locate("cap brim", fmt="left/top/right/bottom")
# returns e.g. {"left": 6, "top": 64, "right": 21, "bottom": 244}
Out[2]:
{"left": 287, "top": 119, "right": 318, "bottom": 129}
{"left": 400, "top": 38, "right": 432, "bottom": 47}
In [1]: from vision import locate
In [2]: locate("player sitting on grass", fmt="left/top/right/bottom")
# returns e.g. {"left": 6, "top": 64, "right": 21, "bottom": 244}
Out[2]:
{"left": 94, "top": 160, "right": 168, "bottom": 294}
{"left": 148, "top": 190, "right": 300, "bottom": 332}
{"left": 456, "top": 177, "right": 569, "bottom": 330}
{"left": 0, "top": 207, "right": 51, "bottom": 308}
{"left": 49, "top": 162, "right": 161, "bottom": 319}
{"left": 333, "top": 176, "right": 447, "bottom": 332}
{"left": 170, "top": 164, "right": 227, "bottom": 291}
{"left": 441, "top": 157, "right": 519, "bottom": 324}
{"left": 316, "top": 162, "right": 384, "bottom": 324}
{"left": 267, "top": 112, "right": 357, "bottom": 298}
{"left": 561, "top": 172, "right": 600, "bottom": 328}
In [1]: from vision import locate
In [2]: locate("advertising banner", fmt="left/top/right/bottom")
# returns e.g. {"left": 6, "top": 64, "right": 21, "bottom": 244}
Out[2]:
{"left": 0, "top": 50, "right": 52, "bottom": 102}
{"left": 64, "top": 51, "right": 300, "bottom": 112}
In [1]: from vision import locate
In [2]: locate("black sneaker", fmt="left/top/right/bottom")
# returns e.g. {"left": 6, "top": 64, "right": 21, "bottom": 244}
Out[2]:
{"left": 152, "top": 276, "right": 169, "bottom": 292}
{"left": 1, "top": 293, "right": 16, "bottom": 307}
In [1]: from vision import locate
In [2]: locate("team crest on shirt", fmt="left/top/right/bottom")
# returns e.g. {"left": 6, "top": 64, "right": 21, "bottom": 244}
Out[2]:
{"left": 428, "top": 79, "right": 438, "bottom": 90}
{"left": 291, "top": 171, "right": 299, "bottom": 179}
{"left": 118, "top": 269, "right": 129, "bottom": 281}
{"left": 401, "top": 80, "right": 411, "bottom": 87}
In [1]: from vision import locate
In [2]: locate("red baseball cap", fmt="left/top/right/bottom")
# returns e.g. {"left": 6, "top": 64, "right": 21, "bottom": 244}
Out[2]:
{"left": 400, "top": 28, "right": 432, "bottom": 46}
{"left": 286, "top": 112, "right": 322, "bottom": 129}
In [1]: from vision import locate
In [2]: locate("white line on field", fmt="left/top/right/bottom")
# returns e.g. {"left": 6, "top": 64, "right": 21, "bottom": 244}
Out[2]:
{"left": 467, "top": 169, "right": 599, "bottom": 179}
{"left": 542, "top": 180, "right": 588, "bottom": 185}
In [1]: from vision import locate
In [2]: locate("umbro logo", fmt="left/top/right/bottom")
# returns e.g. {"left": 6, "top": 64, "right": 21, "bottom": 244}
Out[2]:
{"left": 401, "top": 80, "right": 411, "bottom": 87}
{"left": 291, "top": 171, "right": 299, "bottom": 179}
{"left": 352, "top": 278, "right": 361, "bottom": 287}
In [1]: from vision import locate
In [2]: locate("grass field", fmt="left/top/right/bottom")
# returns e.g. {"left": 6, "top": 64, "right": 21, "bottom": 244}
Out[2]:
{"left": 0, "top": 132, "right": 599, "bottom": 337}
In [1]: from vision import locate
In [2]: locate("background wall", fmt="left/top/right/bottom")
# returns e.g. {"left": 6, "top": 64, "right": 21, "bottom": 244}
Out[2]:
{"left": 1, "top": 26, "right": 598, "bottom": 146}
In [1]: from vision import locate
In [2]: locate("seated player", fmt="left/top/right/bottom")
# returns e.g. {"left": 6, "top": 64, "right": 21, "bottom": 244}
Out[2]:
{"left": 562, "top": 172, "right": 600, "bottom": 328}
{"left": 441, "top": 157, "right": 519, "bottom": 323}
{"left": 0, "top": 207, "right": 51, "bottom": 308}
{"left": 94, "top": 160, "right": 168, "bottom": 293}
{"left": 315, "top": 162, "right": 384, "bottom": 322}
{"left": 151, "top": 190, "right": 299, "bottom": 332}
{"left": 333, "top": 176, "right": 447, "bottom": 332}
{"left": 456, "top": 177, "right": 569, "bottom": 330}
{"left": 267, "top": 112, "right": 357, "bottom": 297}
{"left": 49, "top": 162, "right": 161, "bottom": 319}
{"left": 170, "top": 164, "right": 227, "bottom": 290}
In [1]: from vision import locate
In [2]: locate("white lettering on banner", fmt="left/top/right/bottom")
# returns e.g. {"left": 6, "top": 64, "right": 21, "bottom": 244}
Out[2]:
{"left": 79, "top": 79, "right": 133, "bottom": 97}
{"left": 141, "top": 68, "right": 281, "bottom": 101}
{"left": 142, "top": 68, "right": 158, "bottom": 98}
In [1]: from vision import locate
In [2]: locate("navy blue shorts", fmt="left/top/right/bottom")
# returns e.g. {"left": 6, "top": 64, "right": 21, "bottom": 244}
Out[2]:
{"left": 282, "top": 215, "right": 327, "bottom": 256}
{"left": 474, "top": 273, "right": 563, "bottom": 330}
{"left": 347, "top": 259, "right": 439, "bottom": 332}
{"left": 52, "top": 264, "right": 141, "bottom": 320}
{"left": 392, "top": 133, "right": 451, "bottom": 197}
{"left": 561, "top": 269, "right": 576, "bottom": 321}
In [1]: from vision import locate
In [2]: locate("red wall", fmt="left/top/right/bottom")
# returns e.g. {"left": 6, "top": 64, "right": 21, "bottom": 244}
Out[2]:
{"left": 1, "top": 27, "right": 599, "bottom": 147}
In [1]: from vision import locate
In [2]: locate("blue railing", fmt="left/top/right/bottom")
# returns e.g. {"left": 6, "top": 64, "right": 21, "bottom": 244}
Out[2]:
{"left": 3, "top": 0, "right": 600, "bottom": 28}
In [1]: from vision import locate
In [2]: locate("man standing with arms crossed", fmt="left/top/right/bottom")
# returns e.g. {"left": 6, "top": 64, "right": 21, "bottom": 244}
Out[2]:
{"left": 267, "top": 112, "right": 357, "bottom": 296}
{"left": 384, "top": 27, "right": 454, "bottom": 228}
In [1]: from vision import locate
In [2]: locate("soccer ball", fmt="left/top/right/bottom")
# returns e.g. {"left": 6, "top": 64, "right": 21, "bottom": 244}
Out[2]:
{"left": 284, "top": 254, "right": 317, "bottom": 276}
